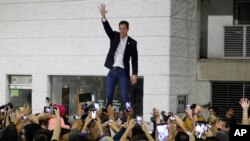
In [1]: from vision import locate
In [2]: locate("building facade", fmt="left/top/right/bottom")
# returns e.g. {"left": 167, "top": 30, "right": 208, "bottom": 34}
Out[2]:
{"left": 0, "top": 0, "right": 203, "bottom": 120}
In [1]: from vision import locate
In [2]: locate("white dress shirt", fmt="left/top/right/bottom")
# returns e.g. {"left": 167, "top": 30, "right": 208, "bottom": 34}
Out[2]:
{"left": 113, "top": 36, "right": 128, "bottom": 68}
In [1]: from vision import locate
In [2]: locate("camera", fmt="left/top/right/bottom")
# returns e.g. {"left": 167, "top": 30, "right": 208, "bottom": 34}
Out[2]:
{"left": 125, "top": 102, "right": 131, "bottom": 112}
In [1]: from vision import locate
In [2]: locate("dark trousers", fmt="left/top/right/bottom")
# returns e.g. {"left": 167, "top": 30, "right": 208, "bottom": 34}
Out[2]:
{"left": 106, "top": 68, "right": 129, "bottom": 106}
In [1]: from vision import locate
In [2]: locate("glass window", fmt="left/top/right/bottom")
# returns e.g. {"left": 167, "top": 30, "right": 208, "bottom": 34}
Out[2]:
{"left": 50, "top": 75, "right": 143, "bottom": 116}
{"left": 9, "top": 75, "right": 32, "bottom": 108}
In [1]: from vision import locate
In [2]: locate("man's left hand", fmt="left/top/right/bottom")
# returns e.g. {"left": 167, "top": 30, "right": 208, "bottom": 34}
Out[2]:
{"left": 130, "top": 75, "right": 137, "bottom": 85}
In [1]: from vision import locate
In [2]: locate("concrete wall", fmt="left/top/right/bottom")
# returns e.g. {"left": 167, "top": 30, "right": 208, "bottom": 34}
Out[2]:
{"left": 0, "top": 0, "right": 172, "bottom": 119}
{"left": 199, "top": 0, "right": 233, "bottom": 58}
{"left": 207, "top": 16, "right": 233, "bottom": 58}
{"left": 198, "top": 59, "right": 250, "bottom": 81}
{"left": 169, "top": 0, "right": 201, "bottom": 111}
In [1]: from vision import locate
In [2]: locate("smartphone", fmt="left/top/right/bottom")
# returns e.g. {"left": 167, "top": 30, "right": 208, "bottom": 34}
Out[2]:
{"left": 73, "top": 115, "right": 81, "bottom": 119}
{"left": 44, "top": 106, "right": 55, "bottom": 113}
{"left": 94, "top": 103, "right": 100, "bottom": 111}
{"left": 168, "top": 115, "right": 175, "bottom": 121}
{"left": 0, "top": 109, "right": 4, "bottom": 113}
{"left": 22, "top": 115, "right": 29, "bottom": 120}
{"left": 186, "top": 104, "right": 191, "bottom": 110}
{"left": 136, "top": 115, "right": 143, "bottom": 125}
{"left": 195, "top": 122, "right": 210, "bottom": 139}
{"left": 156, "top": 124, "right": 169, "bottom": 141}
{"left": 125, "top": 102, "right": 131, "bottom": 112}
{"left": 79, "top": 93, "right": 92, "bottom": 102}
{"left": 91, "top": 111, "right": 96, "bottom": 119}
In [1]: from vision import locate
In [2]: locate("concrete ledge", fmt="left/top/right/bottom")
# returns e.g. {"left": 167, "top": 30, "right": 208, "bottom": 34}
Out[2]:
{"left": 197, "top": 59, "right": 250, "bottom": 81}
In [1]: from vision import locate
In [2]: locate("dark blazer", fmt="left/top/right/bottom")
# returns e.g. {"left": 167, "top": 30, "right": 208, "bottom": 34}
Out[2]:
{"left": 102, "top": 20, "right": 138, "bottom": 79}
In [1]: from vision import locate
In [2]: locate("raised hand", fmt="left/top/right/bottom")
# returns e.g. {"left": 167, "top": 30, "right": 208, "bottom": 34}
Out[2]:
{"left": 239, "top": 98, "right": 250, "bottom": 111}
{"left": 98, "top": 4, "right": 108, "bottom": 19}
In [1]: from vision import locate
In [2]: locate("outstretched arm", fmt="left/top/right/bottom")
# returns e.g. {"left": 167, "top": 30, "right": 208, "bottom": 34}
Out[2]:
{"left": 99, "top": 3, "right": 114, "bottom": 39}
{"left": 239, "top": 98, "right": 250, "bottom": 125}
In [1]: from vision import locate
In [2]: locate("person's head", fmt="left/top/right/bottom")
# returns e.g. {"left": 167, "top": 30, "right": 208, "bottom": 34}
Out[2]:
{"left": 4, "top": 124, "right": 18, "bottom": 141}
{"left": 208, "top": 106, "right": 218, "bottom": 116}
{"left": 52, "top": 104, "right": 65, "bottom": 117}
{"left": 23, "top": 123, "right": 42, "bottom": 141}
{"left": 215, "top": 117, "right": 226, "bottom": 130}
{"left": 119, "top": 21, "right": 129, "bottom": 38}
{"left": 225, "top": 107, "right": 234, "bottom": 117}
{"left": 205, "top": 137, "right": 220, "bottom": 141}
{"left": 33, "top": 129, "right": 53, "bottom": 141}
{"left": 68, "top": 128, "right": 91, "bottom": 141}
{"left": 131, "top": 134, "right": 147, "bottom": 141}
{"left": 215, "top": 130, "right": 229, "bottom": 141}
{"left": 175, "top": 131, "right": 189, "bottom": 141}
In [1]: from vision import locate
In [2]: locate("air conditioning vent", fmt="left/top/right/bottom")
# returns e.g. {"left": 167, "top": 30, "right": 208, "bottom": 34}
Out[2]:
{"left": 224, "top": 26, "right": 244, "bottom": 57}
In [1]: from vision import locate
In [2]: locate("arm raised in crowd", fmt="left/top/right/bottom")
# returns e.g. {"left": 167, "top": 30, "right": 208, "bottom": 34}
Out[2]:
{"left": 239, "top": 98, "right": 250, "bottom": 125}
{"left": 141, "top": 122, "right": 155, "bottom": 141}
{"left": 51, "top": 108, "right": 61, "bottom": 141}
{"left": 120, "top": 119, "right": 135, "bottom": 141}
{"left": 75, "top": 89, "right": 83, "bottom": 116}
{"left": 81, "top": 115, "right": 92, "bottom": 133}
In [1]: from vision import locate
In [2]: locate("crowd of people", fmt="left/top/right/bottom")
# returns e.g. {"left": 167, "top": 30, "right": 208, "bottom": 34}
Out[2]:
{"left": 0, "top": 89, "right": 250, "bottom": 141}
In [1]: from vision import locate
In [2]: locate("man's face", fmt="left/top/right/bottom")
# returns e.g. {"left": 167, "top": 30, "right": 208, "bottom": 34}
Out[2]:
{"left": 209, "top": 109, "right": 215, "bottom": 115}
{"left": 229, "top": 108, "right": 234, "bottom": 116}
{"left": 119, "top": 24, "right": 128, "bottom": 38}
{"left": 216, "top": 120, "right": 226, "bottom": 129}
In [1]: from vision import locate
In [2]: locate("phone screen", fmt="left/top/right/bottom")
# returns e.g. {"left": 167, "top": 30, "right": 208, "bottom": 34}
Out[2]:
{"left": 156, "top": 124, "right": 169, "bottom": 141}
{"left": 74, "top": 115, "right": 80, "bottom": 119}
{"left": 125, "top": 102, "right": 131, "bottom": 112}
{"left": 195, "top": 122, "right": 210, "bottom": 139}
{"left": 136, "top": 116, "right": 143, "bottom": 125}
{"left": 94, "top": 103, "right": 100, "bottom": 111}
{"left": 91, "top": 111, "right": 96, "bottom": 119}
{"left": 44, "top": 106, "right": 55, "bottom": 113}
{"left": 79, "top": 93, "right": 92, "bottom": 102}
{"left": 22, "top": 115, "right": 28, "bottom": 120}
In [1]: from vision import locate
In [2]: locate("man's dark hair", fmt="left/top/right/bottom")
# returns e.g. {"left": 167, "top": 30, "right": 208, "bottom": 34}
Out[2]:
{"left": 205, "top": 137, "right": 220, "bottom": 141}
{"left": 24, "top": 123, "right": 41, "bottom": 141}
{"left": 225, "top": 107, "right": 232, "bottom": 113}
{"left": 175, "top": 131, "right": 189, "bottom": 141}
{"left": 209, "top": 106, "right": 218, "bottom": 114}
{"left": 34, "top": 129, "right": 53, "bottom": 141}
{"left": 131, "top": 134, "right": 147, "bottom": 141}
{"left": 119, "top": 21, "right": 129, "bottom": 29}
{"left": 0, "top": 124, "right": 18, "bottom": 141}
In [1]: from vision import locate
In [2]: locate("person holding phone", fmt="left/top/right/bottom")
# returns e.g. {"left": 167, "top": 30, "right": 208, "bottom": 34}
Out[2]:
{"left": 99, "top": 4, "right": 138, "bottom": 108}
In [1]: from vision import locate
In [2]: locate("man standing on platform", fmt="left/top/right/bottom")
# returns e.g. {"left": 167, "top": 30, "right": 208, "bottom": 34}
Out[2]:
{"left": 99, "top": 4, "right": 138, "bottom": 107}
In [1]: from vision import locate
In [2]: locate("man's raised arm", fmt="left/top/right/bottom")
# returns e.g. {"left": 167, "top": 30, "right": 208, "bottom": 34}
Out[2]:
{"left": 99, "top": 4, "right": 114, "bottom": 39}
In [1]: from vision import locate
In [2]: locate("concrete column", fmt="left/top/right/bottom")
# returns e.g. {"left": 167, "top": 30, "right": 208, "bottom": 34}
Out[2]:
{"left": 0, "top": 74, "right": 8, "bottom": 105}
{"left": 32, "top": 74, "right": 50, "bottom": 114}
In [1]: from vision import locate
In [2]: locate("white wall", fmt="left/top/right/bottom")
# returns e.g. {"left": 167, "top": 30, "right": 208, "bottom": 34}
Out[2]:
{"left": 207, "top": 16, "right": 233, "bottom": 58}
